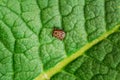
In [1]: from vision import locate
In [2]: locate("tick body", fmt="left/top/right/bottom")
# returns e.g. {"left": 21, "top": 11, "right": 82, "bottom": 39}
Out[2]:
{"left": 52, "top": 28, "right": 65, "bottom": 40}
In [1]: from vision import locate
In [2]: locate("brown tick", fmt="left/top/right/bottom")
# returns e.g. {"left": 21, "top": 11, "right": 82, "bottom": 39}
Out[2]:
{"left": 52, "top": 28, "right": 65, "bottom": 40}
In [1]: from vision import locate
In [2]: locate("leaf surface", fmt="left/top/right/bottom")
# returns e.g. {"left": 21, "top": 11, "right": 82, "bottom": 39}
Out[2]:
{"left": 0, "top": 0, "right": 120, "bottom": 80}
{"left": 51, "top": 31, "right": 120, "bottom": 80}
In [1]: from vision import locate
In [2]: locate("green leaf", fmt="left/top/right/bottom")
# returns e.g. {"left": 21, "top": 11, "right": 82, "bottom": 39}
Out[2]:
{"left": 0, "top": 0, "right": 120, "bottom": 80}
{"left": 51, "top": 31, "right": 120, "bottom": 80}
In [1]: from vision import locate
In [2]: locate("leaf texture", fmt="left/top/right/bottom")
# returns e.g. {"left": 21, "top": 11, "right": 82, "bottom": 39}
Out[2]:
{"left": 0, "top": 0, "right": 120, "bottom": 80}
{"left": 51, "top": 31, "right": 120, "bottom": 80}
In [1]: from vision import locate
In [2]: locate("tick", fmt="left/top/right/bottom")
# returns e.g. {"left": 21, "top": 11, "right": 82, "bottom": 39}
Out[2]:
{"left": 52, "top": 28, "right": 65, "bottom": 40}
